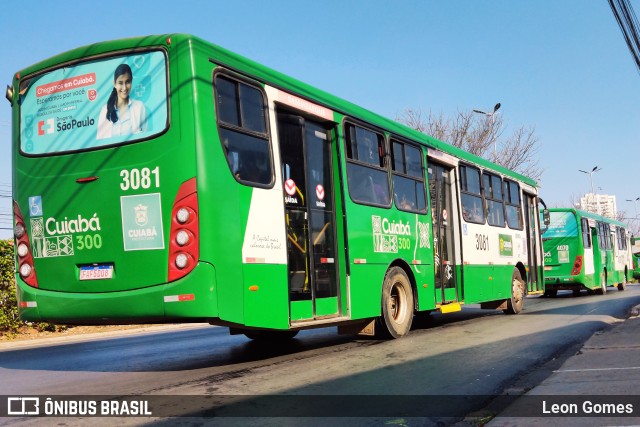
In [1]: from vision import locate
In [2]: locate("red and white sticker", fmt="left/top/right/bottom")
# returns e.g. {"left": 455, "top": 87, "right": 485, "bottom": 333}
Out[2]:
{"left": 442, "top": 209, "right": 448, "bottom": 221}
{"left": 316, "top": 184, "right": 325, "bottom": 200}
{"left": 284, "top": 179, "right": 296, "bottom": 196}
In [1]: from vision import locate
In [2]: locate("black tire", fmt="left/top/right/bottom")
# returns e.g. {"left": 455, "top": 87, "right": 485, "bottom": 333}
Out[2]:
{"left": 376, "top": 267, "right": 414, "bottom": 339}
{"left": 595, "top": 271, "right": 607, "bottom": 295}
{"left": 543, "top": 289, "right": 558, "bottom": 298}
{"left": 244, "top": 330, "right": 299, "bottom": 341}
{"left": 618, "top": 272, "right": 627, "bottom": 291}
{"left": 572, "top": 288, "right": 581, "bottom": 297}
{"left": 504, "top": 268, "right": 525, "bottom": 314}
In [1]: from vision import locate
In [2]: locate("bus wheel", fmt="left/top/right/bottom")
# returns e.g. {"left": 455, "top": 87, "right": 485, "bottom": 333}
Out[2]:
{"left": 618, "top": 272, "right": 627, "bottom": 291}
{"left": 504, "top": 268, "right": 525, "bottom": 314}
{"left": 244, "top": 330, "right": 299, "bottom": 341}
{"left": 376, "top": 267, "right": 414, "bottom": 339}
{"left": 595, "top": 272, "right": 607, "bottom": 295}
{"left": 544, "top": 289, "right": 557, "bottom": 297}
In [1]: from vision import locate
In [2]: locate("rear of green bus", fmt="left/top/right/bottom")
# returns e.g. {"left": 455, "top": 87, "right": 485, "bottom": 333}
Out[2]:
{"left": 542, "top": 209, "right": 586, "bottom": 295}
{"left": 9, "top": 35, "right": 215, "bottom": 324}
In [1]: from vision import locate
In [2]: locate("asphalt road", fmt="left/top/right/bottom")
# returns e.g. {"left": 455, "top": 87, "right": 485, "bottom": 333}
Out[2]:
{"left": 2, "top": 284, "right": 640, "bottom": 426}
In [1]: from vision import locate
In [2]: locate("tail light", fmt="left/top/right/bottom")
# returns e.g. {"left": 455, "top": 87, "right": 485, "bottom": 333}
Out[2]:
{"left": 168, "top": 178, "right": 199, "bottom": 282}
{"left": 13, "top": 201, "right": 38, "bottom": 287}
{"left": 571, "top": 255, "right": 583, "bottom": 276}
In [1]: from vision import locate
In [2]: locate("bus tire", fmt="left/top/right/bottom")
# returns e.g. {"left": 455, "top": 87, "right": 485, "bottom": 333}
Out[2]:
{"left": 376, "top": 267, "right": 414, "bottom": 339}
{"left": 504, "top": 268, "right": 525, "bottom": 314}
{"left": 244, "top": 330, "right": 299, "bottom": 341}
{"left": 595, "top": 272, "right": 607, "bottom": 295}
{"left": 544, "top": 289, "right": 557, "bottom": 297}
{"left": 618, "top": 272, "right": 627, "bottom": 291}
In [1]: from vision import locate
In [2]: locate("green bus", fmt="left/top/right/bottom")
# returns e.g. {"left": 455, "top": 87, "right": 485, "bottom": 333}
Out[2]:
{"left": 542, "top": 208, "right": 631, "bottom": 296}
{"left": 7, "top": 34, "right": 545, "bottom": 339}
{"left": 631, "top": 238, "right": 640, "bottom": 280}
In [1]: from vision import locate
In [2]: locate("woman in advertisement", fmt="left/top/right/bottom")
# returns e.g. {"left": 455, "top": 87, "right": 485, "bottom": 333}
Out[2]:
{"left": 97, "top": 63, "right": 147, "bottom": 139}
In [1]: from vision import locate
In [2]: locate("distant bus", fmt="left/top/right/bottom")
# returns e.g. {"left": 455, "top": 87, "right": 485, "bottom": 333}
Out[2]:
{"left": 632, "top": 253, "right": 640, "bottom": 281}
{"left": 632, "top": 237, "right": 640, "bottom": 280}
{"left": 542, "top": 208, "right": 631, "bottom": 296}
{"left": 8, "top": 34, "right": 545, "bottom": 340}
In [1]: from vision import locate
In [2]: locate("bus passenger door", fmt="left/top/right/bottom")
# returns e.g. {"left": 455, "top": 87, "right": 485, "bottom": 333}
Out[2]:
{"left": 523, "top": 193, "right": 542, "bottom": 293}
{"left": 428, "top": 162, "right": 459, "bottom": 304}
{"left": 592, "top": 226, "right": 604, "bottom": 286}
{"left": 276, "top": 113, "right": 340, "bottom": 322}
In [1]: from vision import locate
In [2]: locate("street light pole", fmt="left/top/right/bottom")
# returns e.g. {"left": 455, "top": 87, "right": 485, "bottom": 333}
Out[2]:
{"left": 626, "top": 197, "right": 640, "bottom": 216}
{"left": 578, "top": 166, "right": 601, "bottom": 214}
{"left": 578, "top": 166, "right": 601, "bottom": 194}
{"left": 473, "top": 102, "right": 501, "bottom": 160}
{"left": 626, "top": 197, "right": 640, "bottom": 237}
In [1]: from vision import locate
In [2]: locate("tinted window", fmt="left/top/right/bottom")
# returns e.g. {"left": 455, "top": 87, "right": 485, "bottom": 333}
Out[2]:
{"left": 391, "top": 140, "right": 426, "bottom": 212}
{"left": 504, "top": 180, "right": 523, "bottom": 230}
{"left": 345, "top": 123, "right": 390, "bottom": 206}
{"left": 483, "top": 172, "right": 505, "bottom": 227}
{"left": 460, "top": 165, "right": 484, "bottom": 223}
{"left": 581, "top": 217, "right": 592, "bottom": 248}
{"left": 215, "top": 75, "right": 272, "bottom": 186}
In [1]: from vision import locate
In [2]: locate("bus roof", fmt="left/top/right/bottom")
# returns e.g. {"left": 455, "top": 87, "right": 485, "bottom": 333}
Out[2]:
{"left": 14, "top": 33, "right": 537, "bottom": 187}
{"left": 546, "top": 207, "right": 628, "bottom": 227}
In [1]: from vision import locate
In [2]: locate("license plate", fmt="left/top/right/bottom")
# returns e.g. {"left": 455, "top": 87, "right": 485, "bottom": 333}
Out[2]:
{"left": 79, "top": 264, "right": 113, "bottom": 280}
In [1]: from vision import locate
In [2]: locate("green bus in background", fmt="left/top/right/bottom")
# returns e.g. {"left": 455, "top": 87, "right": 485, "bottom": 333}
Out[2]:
{"left": 7, "top": 34, "right": 545, "bottom": 339}
{"left": 542, "top": 208, "right": 631, "bottom": 296}
{"left": 631, "top": 237, "right": 640, "bottom": 281}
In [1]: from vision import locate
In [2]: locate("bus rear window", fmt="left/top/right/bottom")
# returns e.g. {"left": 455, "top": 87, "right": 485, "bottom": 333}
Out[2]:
{"left": 542, "top": 211, "right": 578, "bottom": 238}
{"left": 19, "top": 50, "right": 168, "bottom": 155}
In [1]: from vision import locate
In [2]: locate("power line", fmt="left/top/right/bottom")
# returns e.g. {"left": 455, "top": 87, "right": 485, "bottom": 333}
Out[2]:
{"left": 609, "top": 0, "right": 640, "bottom": 74}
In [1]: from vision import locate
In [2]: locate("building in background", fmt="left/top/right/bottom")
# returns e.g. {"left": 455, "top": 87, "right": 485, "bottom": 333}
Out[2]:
{"left": 579, "top": 193, "right": 617, "bottom": 218}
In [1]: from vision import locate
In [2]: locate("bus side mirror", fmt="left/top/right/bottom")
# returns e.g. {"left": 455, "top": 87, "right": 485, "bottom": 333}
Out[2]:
{"left": 5, "top": 84, "right": 13, "bottom": 105}
{"left": 543, "top": 209, "right": 550, "bottom": 226}
{"left": 632, "top": 236, "right": 636, "bottom": 246}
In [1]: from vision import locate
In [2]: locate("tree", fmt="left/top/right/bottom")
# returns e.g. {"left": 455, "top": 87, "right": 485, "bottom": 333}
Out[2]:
{"left": 397, "top": 108, "right": 542, "bottom": 181}
{"left": 0, "top": 240, "right": 21, "bottom": 335}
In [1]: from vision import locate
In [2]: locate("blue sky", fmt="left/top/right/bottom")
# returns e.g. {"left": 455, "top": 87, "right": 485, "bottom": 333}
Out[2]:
{"left": 1, "top": 0, "right": 639, "bottom": 238}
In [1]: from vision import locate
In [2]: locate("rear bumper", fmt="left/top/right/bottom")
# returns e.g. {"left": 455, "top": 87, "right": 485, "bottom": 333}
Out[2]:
{"left": 16, "top": 262, "right": 218, "bottom": 324}
{"left": 544, "top": 275, "right": 581, "bottom": 290}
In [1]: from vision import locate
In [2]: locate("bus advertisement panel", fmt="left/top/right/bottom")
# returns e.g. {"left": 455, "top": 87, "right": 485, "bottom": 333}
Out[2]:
{"left": 20, "top": 51, "right": 168, "bottom": 155}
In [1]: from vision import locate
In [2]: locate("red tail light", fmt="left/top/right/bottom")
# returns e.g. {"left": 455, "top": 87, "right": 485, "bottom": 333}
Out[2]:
{"left": 168, "top": 178, "right": 199, "bottom": 282}
{"left": 571, "top": 255, "right": 583, "bottom": 276}
{"left": 13, "top": 201, "right": 38, "bottom": 288}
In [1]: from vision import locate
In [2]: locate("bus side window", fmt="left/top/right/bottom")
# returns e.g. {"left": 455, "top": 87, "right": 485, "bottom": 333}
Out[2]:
{"left": 214, "top": 74, "right": 272, "bottom": 187}
{"left": 581, "top": 218, "right": 592, "bottom": 248}
{"left": 460, "top": 164, "right": 485, "bottom": 224}
{"left": 391, "top": 139, "right": 426, "bottom": 212}
{"left": 504, "top": 180, "right": 523, "bottom": 230}
{"left": 483, "top": 172, "right": 505, "bottom": 227}
{"left": 344, "top": 123, "right": 390, "bottom": 206}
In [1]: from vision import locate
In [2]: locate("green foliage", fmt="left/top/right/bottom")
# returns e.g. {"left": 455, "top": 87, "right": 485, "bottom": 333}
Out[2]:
{"left": 0, "top": 239, "right": 69, "bottom": 337}
{"left": 0, "top": 240, "right": 21, "bottom": 335}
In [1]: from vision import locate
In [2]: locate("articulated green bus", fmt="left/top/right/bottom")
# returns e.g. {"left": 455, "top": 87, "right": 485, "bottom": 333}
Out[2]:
{"left": 8, "top": 34, "right": 544, "bottom": 339}
{"left": 542, "top": 208, "right": 631, "bottom": 296}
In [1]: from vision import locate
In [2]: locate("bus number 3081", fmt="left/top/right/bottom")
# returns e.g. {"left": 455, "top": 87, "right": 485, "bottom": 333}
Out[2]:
{"left": 476, "top": 233, "right": 489, "bottom": 251}
{"left": 120, "top": 167, "right": 160, "bottom": 191}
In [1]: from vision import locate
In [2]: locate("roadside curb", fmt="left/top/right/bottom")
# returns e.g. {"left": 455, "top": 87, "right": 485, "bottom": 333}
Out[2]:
{"left": 0, "top": 323, "right": 212, "bottom": 351}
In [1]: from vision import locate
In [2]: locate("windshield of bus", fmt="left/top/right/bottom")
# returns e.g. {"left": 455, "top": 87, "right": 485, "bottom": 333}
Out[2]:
{"left": 541, "top": 211, "right": 578, "bottom": 240}
{"left": 19, "top": 50, "right": 168, "bottom": 155}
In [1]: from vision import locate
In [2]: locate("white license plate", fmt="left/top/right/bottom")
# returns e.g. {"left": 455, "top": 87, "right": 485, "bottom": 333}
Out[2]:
{"left": 79, "top": 265, "right": 113, "bottom": 280}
